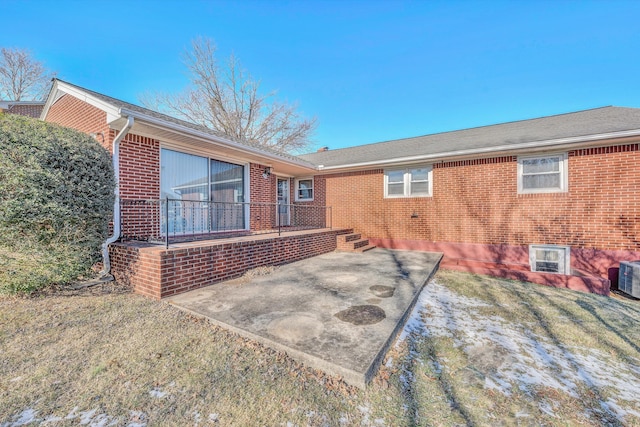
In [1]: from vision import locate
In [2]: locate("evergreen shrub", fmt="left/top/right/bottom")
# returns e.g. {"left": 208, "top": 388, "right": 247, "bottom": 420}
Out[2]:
{"left": 0, "top": 113, "right": 115, "bottom": 293}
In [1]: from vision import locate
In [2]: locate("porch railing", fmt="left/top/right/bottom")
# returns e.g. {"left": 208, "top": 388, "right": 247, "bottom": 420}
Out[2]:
{"left": 119, "top": 198, "right": 332, "bottom": 248}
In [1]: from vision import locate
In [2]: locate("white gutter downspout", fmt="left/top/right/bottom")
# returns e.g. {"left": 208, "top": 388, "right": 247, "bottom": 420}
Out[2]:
{"left": 100, "top": 116, "right": 134, "bottom": 277}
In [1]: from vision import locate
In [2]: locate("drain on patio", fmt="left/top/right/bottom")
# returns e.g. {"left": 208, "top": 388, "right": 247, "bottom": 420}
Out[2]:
{"left": 335, "top": 305, "right": 386, "bottom": 325}
{"left": 369, "top": 285, "right": 395, "bottom": 298}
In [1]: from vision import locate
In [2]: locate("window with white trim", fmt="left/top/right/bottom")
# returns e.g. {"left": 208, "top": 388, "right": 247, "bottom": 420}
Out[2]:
{"left": 384, "top": 166, "right": 432, "bottom": 198}
{"left": 529, "top": 245, "right": 570, "bottom": 274}
{"left": 518, "top": 153, "right": 568, "bottom": 194}
{"left": 295, "top": 178, "right": 314, "bottom": 201}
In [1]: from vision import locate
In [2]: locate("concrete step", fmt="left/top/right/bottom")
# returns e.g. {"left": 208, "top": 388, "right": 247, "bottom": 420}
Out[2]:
{"left": 355, "top": 244, "right": 377, "bottom": 253}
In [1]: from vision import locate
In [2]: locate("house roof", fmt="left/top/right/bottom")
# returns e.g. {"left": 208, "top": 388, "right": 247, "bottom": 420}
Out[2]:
{"left": 300, "top": 106, "right": 640, "bottom": 170}
{"left": 41, "top": 79, "right": 317, "bottom": 174}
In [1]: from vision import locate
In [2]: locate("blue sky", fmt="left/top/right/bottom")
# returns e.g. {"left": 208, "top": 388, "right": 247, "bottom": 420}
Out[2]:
{"left": 3, "top": 0, "right": 640, "bottom": 151}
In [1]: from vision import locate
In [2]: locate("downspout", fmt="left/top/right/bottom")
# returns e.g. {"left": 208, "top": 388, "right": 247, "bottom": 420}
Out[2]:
{"left": 100, "top": 116, "right": 134, "bottom": 277}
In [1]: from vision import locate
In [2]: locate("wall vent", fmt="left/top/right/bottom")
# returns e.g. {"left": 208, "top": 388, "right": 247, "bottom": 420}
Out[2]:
{"left": 619, "top": 261, "right": 640, "bottom": 298}
{"left": 529, "top": 245, "right": 570, "bottom": 274}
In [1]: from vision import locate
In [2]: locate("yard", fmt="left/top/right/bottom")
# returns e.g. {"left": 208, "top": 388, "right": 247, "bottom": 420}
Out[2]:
{"left": 1, "top": 269, "right": 639, "bottom": 426}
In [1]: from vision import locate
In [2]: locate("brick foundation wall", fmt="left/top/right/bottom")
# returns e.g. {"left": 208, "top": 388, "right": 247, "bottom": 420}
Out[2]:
{"left": 110, "top": 229, "right": 343, "bottom": 299}
{"left": 109, "top": 244, "right": 162, "bottom": 299}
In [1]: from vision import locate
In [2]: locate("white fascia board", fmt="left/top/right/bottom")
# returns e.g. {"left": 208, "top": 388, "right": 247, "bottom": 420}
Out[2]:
{"left": 39, "top": 83, "right": 59, "bottom": 120}
{"left": 316, "top": 128, "right": 640, "bottom": 172}
{"left": 119, "top": 107, "right": 317, "bottom": 172}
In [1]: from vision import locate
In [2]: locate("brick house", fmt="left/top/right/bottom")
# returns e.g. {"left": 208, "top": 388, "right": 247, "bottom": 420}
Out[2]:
{"left": 39, "top": 79, "right": 640, "bottom": 297}
{"left": 41, "top": 79, "right": 339, "bottom": 299}
{"left": 300, "top": 107, "right": 640, "bottom": 295}
{"left": 0, "top": 100, "right": 45, "bottom": 118}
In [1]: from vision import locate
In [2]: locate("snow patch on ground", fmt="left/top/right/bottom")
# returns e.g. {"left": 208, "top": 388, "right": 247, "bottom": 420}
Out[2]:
{"left": 148, "top": 387, "right": 167, "bottom": 398}
{"left": 398, "top": 281, "right": 640, "bottom": 422}
{"left": 1, "top": 408, "right": 148, "bottom": 427}
{"left": 1, "top": 408, "right": 38, "bottom": 426}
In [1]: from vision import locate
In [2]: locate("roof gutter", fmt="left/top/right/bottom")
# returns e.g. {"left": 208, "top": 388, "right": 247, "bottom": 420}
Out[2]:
{"left": 100, "top": 115, "right": 134, "bottom": 277}
{"left": 316, "top": 128, "right": 640, "bottom": 171}
{"left": 119, "top": 108, "right": 317, "bottom": 171}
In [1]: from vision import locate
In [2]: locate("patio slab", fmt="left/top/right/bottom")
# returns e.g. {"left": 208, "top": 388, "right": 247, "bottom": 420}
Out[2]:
{"left": 166, "top": 249, "right": 442, "bottom": 388}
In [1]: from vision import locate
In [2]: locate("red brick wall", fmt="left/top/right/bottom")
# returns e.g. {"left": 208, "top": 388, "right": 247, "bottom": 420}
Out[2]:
{"left": 321, "top": 142, "right": 640, "bottom": 254}
{"left": 250, "top": 163, "right": 277, "bottom": 230}
{"left": 110, "top": 229, "right": 342, "bottom": 299}
{"left": 4, "top": 104, "right": 44, "bottom": 118}
{"left": 45, "top": 94, "right": 114, "bottom": 152}
{"left": 118, "top": 133, "right": 160, "bottom": 199}
{"left": 109, "top": 244, "right": 162, "bottom": 299}
{"left": 292, "top": 175, "right": 329, "bottom": 227}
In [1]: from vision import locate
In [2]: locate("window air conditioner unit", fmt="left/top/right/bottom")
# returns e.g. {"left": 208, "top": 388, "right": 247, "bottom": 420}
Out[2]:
{"left": 619, "top": 261, "right": 640, "bottom": 298}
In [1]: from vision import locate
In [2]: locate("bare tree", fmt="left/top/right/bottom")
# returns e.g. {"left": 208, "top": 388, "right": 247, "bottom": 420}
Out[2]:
{"left": 141, "top": 38, "right": 316, "bottom": 154}
{"left": 0, "top": 48, "right": 55, "bottom": 101}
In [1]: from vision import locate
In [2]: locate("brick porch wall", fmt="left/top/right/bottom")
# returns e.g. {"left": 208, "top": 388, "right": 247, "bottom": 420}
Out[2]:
{"left": 109, "top": 229, "right": 346, "bottom": 299}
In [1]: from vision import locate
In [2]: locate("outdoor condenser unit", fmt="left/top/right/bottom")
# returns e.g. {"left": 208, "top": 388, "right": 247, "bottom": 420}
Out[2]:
{"left": 618, "top": 261, "right": 640, "bottom": 298}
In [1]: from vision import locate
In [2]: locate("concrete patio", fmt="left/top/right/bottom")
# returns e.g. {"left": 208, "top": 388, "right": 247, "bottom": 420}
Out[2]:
{"left": 167, "top": 249, "right": 442, "bottom": 388}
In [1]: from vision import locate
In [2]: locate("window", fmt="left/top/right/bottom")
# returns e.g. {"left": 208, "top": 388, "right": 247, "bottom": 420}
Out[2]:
{"left": 384, "top": 166, "right": 432, "bottom": 198}
{"left": 518, "top": 153, "right": 568, "bottom": 194}
{"left": 295, "top": 178, "right": 314, "bottom": 201}
{"left": 160, "top": 148, "right": 246, "bottom": 233}
{"left": 529, "top": 245, "right": 570, "bottom": 274}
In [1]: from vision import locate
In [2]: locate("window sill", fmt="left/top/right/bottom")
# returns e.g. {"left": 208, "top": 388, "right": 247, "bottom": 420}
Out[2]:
{"left": 384, "top": 195, "right": 432, "bottom": 199}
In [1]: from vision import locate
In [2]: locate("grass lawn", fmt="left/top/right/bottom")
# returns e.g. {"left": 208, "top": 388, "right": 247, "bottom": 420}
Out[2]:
{"left": 1, "top": 269, "right": 639, "bottom": 426}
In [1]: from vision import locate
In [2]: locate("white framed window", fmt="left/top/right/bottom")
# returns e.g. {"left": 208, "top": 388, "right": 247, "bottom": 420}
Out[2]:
{"left": 529, "top": 245, "right": 571, "bottom": 274}
{"left": 295, "top": 178, "right": 314, "bottom": 201}
{"left": 384, "top": 166, "right": 432, "bottom": 198}
{"left": 518, "top": 153, "right": 568, "bottom": 194}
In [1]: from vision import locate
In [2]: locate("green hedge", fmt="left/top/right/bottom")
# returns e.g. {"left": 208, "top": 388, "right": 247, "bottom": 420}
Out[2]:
{"left": 0, "top": 113, "right": 115, "bottom": 293}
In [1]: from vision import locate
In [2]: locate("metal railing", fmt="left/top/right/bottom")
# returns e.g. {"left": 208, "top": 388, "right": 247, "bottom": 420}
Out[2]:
{"left": 119, "top": 198, "right": 332, "bottom": 248}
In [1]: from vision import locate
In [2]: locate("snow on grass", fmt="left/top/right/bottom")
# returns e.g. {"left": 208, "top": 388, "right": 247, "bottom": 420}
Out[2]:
{"left": 1, "top": 408, "right": 147, "bottom": 427}
{"left": 398, "top": 281, "right": 640, "bottom": 421}
{"left": 148, "top": 387, "right": 167, "bottom": 398}
{"left": 0, "top": 408, "right": 38, "bottom": 426}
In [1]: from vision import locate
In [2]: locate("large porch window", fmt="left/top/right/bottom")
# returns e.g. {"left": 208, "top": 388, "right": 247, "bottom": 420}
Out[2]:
{"left": 160, "top": 148, "right": 246, "bottom": 234}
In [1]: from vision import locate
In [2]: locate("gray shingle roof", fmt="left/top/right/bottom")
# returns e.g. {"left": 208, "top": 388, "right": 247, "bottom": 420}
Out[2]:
{"left": 300, "top": 106, "right": 640, "bottom": 168}
{"left": 53, "top": 79, "right": 310, "bottom": 165}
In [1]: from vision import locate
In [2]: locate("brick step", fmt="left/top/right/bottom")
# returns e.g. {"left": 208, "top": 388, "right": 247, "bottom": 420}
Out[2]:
{"left": 336, "top": 231, "right": 376, "bottom": 253}
{"left": 352, "top": 238, "right": 370, "bottom": 249}
{"left": 337, "top": 233, "right": 361, "bottom": 243}
{"left": 335, "top": 228, "right": 354, "bottom": 236}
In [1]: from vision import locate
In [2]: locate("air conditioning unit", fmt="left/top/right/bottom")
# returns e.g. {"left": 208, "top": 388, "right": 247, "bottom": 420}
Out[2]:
{"left": 618, "top": 261, "right": 640, "bottom": 298}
